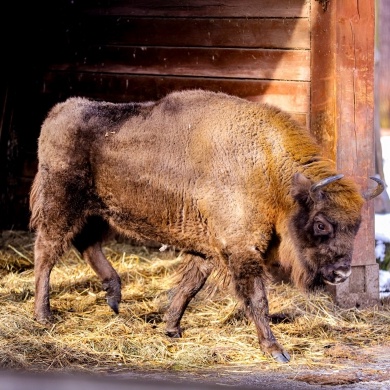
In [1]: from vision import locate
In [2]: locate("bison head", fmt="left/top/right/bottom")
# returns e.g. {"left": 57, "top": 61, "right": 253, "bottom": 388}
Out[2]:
{"left": 287, "top": 173, "right": 384, "bottom": 290}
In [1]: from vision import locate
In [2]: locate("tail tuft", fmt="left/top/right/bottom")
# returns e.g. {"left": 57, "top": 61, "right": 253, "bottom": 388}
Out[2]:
{"left": 29, "top": 170, "right": 43, "bottom": 230}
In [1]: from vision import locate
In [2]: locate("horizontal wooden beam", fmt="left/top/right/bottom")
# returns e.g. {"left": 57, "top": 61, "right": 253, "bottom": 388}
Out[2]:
{"left": 83, "top": 0, "right": 310, "bottom": 18}
{"left": 42, "top": 71, "right": 310, "bottom": 117}
{"left": 78, "top": 17, "right": 310, "bottom": 50}
{"left": 50, "top": 47, "right": 310, "bottom": 81}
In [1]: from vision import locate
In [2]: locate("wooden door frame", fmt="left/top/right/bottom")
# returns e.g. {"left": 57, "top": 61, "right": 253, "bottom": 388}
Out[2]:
{"left": 311, "top": 0, "right": 378, "bottom": 307}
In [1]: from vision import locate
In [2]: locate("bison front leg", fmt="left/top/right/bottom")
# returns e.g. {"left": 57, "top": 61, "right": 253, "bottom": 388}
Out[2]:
{"left": 164, "top": 253, "right": 213, "bottom": 338}
{"left": 81, "top": 243, "right": 122, "bottom": 314}
{"left": 72, "top": 220, "right": 121, "bottom": 314}
{"left": 231, "top": 255, "right": 291, "bottom": 363}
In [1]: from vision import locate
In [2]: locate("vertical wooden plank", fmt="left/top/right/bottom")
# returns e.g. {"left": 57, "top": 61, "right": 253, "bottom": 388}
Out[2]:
{"left": 335, "top": 0, "right": 376, "bottom": 268}
{"left": 311, "top": 0, "right": 378, "bottom": 307}
{"left": 311, "top": 0, "right": 336, "bottom": 158}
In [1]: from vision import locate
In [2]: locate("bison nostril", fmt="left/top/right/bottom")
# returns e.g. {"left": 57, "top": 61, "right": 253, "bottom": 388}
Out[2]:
{"left": 323, "top": 267, "right": 351, "bottom": 286}
{"left": 333, "top": 268, "right": 352, "bottom": 279}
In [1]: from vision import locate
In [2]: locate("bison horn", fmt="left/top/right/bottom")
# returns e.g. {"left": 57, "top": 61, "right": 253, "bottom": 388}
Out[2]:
{"left": 363, "top": 176, "right": 385, "bottom": 200}
{"left": 310, "top": 174, "right": 344, "bottom": 193}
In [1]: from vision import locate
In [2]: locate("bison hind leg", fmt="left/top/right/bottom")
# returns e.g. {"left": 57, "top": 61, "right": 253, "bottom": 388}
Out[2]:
{"left": 34, "top": 231, "right": 68, "bottom": 323}
{"left": 164, "top": 252, "right": 213, "bottom": 338}
{"left": 72, "top": 216, "right": 121, "bottom": 314}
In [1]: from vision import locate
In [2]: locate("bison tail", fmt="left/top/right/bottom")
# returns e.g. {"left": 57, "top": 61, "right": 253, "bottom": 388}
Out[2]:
{"left": 29, "top": 169, "right": 43, "bottom": 230}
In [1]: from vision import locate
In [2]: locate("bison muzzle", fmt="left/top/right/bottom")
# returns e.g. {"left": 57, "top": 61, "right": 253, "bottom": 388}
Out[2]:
{"left": 29, "top": 89, "right": 384, "bottom": 363}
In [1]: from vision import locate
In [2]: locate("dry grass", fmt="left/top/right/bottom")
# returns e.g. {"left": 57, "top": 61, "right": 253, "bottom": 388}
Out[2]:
{"left": 1, "top": 230, "right": 390, "bottom": 375}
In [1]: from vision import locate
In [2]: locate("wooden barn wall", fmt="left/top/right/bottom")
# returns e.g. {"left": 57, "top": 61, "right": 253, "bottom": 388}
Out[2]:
{"left": 0, "top": 0, "right": 310, "bottom": 230}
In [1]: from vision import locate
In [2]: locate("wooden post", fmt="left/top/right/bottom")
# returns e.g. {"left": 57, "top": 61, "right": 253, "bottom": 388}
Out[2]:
{"left": 311, "top": 0, "right": 379, "bottom": 307}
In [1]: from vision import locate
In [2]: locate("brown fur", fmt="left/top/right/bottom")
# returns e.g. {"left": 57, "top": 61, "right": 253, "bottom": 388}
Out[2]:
{"left": 30, "top": 89, "right": 370, "bottom": 363}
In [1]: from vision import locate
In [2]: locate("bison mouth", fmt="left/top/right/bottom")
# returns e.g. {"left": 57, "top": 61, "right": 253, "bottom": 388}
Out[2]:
{"left": 320, "top": 263, "right": 352, "bottom": 286}
{"left": 306, "top": 263, "right": 352, "bottom": 290}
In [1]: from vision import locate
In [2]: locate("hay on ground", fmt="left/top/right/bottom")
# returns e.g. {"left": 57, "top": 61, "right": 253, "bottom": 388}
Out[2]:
{"left": 1, "top": 230, "right": 390, "bottom": 374}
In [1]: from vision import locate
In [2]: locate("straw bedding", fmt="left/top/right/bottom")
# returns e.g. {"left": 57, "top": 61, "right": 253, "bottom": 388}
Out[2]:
{"left": 1, "top": 230, "right": 390, "bottom": 376}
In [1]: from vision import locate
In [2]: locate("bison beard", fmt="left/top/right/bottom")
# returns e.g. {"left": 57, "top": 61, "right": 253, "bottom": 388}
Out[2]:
{"left": 29, "top": 89, "right": 384, "bottom": 363}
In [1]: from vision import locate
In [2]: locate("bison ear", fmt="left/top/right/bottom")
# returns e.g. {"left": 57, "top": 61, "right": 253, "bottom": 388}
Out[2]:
{"left": 291, "top": 173, "right": 313, "bottom": 204}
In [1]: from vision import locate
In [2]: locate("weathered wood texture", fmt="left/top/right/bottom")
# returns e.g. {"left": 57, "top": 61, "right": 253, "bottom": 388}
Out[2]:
{"left": 310, "top": 1, "right": 336, "bottom": 158}
{"left": 86, "top": 17, "right": 310, "bottom": 49}
{"left": 378, "top": 0, "right": 390, "bottom": 128}
{"left": 51, "top": 47, "right": 310, "bottom": 81}
{"left": 41, "top": 0, "right": 311, "bottom": 117}
{"left": 374, "top": 0, "right": 390, "bottom": 214}
{"left": 0, "top": 0, "right": 312, "bottom": 229}
{"left": 43, "top": 72, "right": 310, "bottom": 116}
{"left": 82, "top": 0, "right": 310, "bottom": 18}
{"left": 335, "top": 0, "right": 375, "bottom": 270}
{"left": 312, "top": 0, "right": 378, "bottom": 307}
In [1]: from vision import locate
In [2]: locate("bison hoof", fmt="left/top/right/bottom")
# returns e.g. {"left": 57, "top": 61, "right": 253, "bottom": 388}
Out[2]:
{"left": 165, "top": 328, "right": 182, "bottom": 338}
{"left": 107, "top": 296, "right": 120, "bottom": 314}
{"left": 35, "top": 312, "right": 53, "bottom": 325}
{"left": 271, "top": 350, "right": 291, "bottom": 363}
{"left": 102, "top": 279, "right": 121, "bottom": 315}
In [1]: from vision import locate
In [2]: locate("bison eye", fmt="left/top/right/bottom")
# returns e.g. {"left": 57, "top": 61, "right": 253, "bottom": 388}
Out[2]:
{"left": 313, "top": 216, "right": 334, "bottom": 237}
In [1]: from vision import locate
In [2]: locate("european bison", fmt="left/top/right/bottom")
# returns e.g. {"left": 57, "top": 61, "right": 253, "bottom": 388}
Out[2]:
{"left": 30, "top": 89, "right": 383, "bottom": 363}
